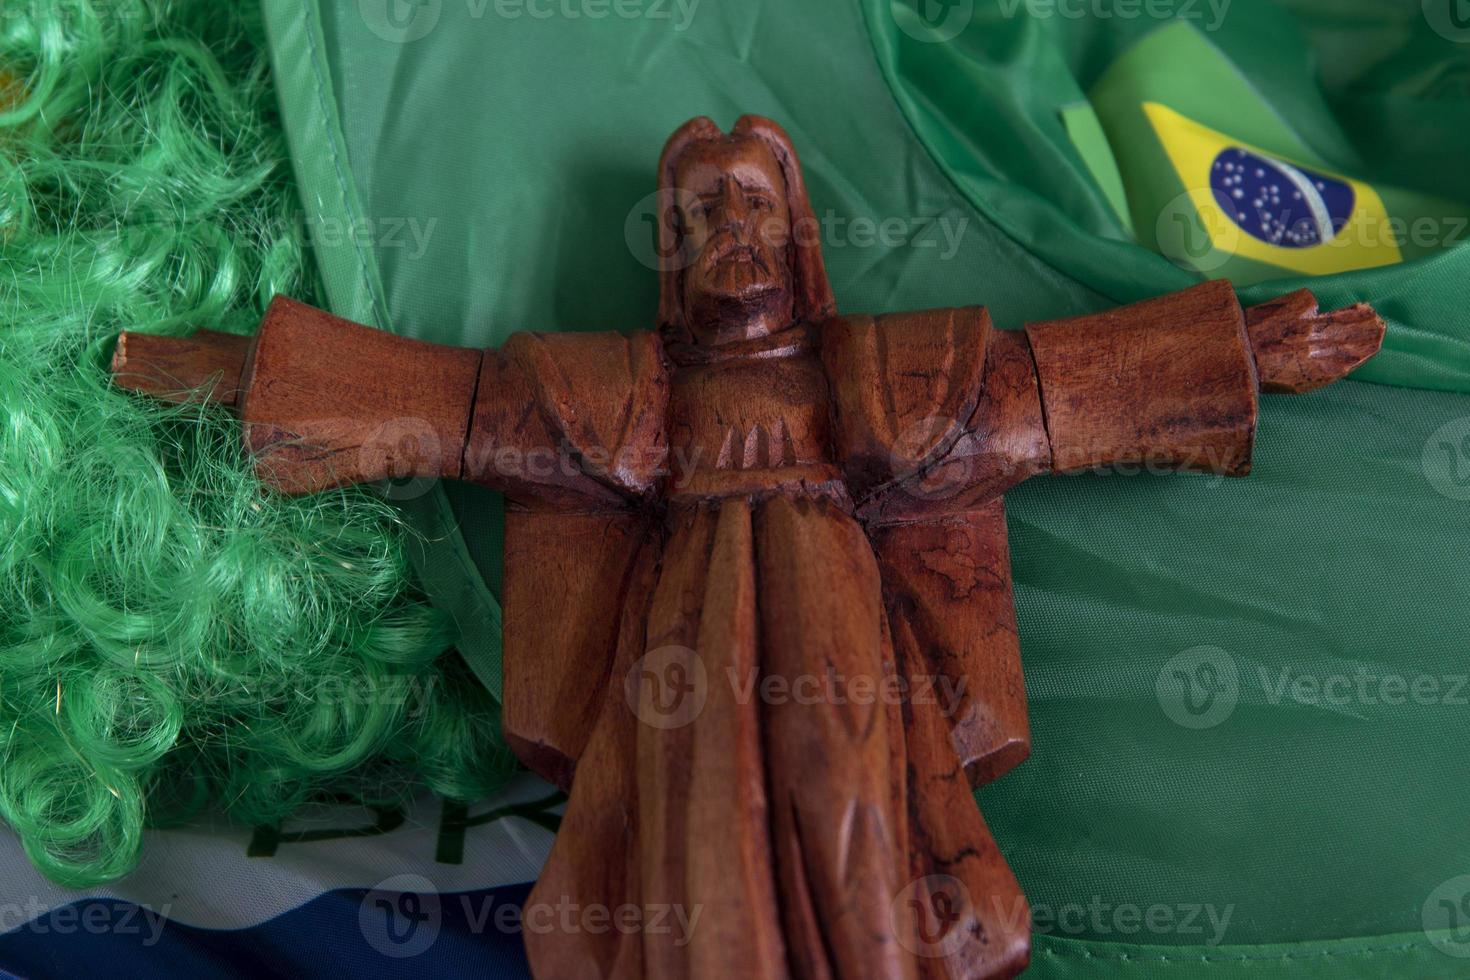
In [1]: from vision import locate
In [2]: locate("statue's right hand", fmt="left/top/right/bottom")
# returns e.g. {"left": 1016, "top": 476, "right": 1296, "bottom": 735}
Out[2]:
{"left": 1245, "top": 288, "right": 1386, "bottom": 395}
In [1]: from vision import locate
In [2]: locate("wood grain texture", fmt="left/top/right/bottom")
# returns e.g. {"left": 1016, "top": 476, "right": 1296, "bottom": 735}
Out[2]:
{"left": 895, "top": 610, "right": 1030, "bottom": 980}
{"left": 240, "top": 296, "right": 483, "bottom": 494}
{"left": 682, "top": 499, "right": 787, "bottom": 979}
{"left": 524, "top": 531, "right": 661, "bottom": 980}
{"left": 871, "top": 499, "right": 1029, "bottom": 788}
{"left": 464, "top": 330, "right": 669, "bottom": 508}
{"left": 502, "top": 507, "right": 652, "bottom": 791}
{"left": 665, "top": 336, "right": 831, "bottom": 489}
{"left": 636, "top": 504, "right": 716, "bottom": 980}
{"left": 823, "top": 307, "right": 991, "bottom": 501}
{"left": 1025, "top": 279, "right": 1258, "bottom": 477}
{"left": 756, "top": 494, "right": 915, "bottom": 980}
{"left": 880, "top": 607, "right": 913, "bottom": 941}
{"left": 1244, "top": 288, "right": 1386, "bottom": 394}
{"left": 503, "top": 331, "right": 670, "bottom": 496}
{"left": 633, "top": 500, "right": 787, "bottom": 979}
{"left": 859, "top": 329, "right": 1050, "bottom": 522}
{"left": 461, "top": 342, "right": 625, "bottom": 509}
{"left": 110, "top": 329, "right": 250, "bottom": 407}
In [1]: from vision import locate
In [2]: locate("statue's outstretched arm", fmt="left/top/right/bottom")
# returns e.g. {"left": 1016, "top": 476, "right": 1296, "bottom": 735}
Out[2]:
{"left": 1020, "top": 279, "right": 1384, "bottom": 478}
{"left": 112, "top": 295, "right": 668, "bottom": 506}
{"left": 852, "top": 280, "right": 1383, "bottom": 521}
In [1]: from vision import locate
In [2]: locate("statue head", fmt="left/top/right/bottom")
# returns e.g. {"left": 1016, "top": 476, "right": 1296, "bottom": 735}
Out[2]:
{"left": 656, "top": 115, "right": 835, "bottom": 346}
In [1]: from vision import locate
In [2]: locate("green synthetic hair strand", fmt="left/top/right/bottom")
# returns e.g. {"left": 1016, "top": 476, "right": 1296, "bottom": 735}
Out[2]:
{"left": 0, "top": 0, "right": 516, "bottom": 887}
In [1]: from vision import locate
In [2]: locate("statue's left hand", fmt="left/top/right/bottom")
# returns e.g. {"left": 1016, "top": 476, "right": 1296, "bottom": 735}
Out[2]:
{"left": 1245, "top": 289, "right": 1386, "bottom": 395}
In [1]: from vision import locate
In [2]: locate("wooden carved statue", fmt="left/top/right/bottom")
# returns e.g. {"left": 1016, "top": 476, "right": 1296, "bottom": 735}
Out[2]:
{"left": 112, "top": 115, "right": 1385, "bottom": 979}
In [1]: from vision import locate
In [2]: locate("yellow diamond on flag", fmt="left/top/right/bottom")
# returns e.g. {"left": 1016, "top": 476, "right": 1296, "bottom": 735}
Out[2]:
{"left": 1143, "top": 102, "right": 1401, "bottom": 277}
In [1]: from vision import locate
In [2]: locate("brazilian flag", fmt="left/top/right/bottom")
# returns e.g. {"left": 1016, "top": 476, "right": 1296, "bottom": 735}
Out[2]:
{"left": 264, "top": 1, "right": 1470, "bottom": 975}
{"left": 1083, "top": 19, "right": 1470, "bottom": 282}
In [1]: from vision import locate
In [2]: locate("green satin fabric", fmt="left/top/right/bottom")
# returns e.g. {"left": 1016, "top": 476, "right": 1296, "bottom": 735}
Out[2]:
{"left": 868, "top": 0, "right": 1470, "bottom": 392}
{"left": 262, "top": 0, "right": 1470, "bottom": 973}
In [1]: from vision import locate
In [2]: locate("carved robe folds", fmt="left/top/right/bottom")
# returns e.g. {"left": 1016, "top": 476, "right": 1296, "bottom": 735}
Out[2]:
{"left": 158, "top": 280, "right": 1259, "bottom": 979}
{"left": 504, "top": 282, "right": 1257, "bottom": 980}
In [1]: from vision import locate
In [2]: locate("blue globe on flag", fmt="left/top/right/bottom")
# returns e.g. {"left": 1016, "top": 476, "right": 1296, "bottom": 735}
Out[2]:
{"left": 1209, "top": 147, "right": 1355, "bottom": 249}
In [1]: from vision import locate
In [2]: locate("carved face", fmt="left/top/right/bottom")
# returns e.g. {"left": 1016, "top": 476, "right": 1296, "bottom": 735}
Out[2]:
{"left": 674, "top": 136, "right": 796, "bottom": 346}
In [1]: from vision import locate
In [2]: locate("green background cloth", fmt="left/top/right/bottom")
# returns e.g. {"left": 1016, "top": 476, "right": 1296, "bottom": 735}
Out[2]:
{"left": 261, "top": 0, "right": 1470, "bottom": 973}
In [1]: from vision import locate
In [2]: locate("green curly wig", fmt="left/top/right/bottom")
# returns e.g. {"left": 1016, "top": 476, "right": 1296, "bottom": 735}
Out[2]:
{"left": 0, "top": 0, "right": 515, "bottom": 887}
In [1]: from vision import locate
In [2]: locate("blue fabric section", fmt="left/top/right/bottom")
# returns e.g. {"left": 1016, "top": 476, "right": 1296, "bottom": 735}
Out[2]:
{"left": 0, "top": 885, "right": 535, "bottom": 980}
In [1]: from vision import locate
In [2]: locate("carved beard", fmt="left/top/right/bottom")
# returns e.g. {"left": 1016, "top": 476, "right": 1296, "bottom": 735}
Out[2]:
{"left": 683, "top": 233, "right": 795, "bottom": 344}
